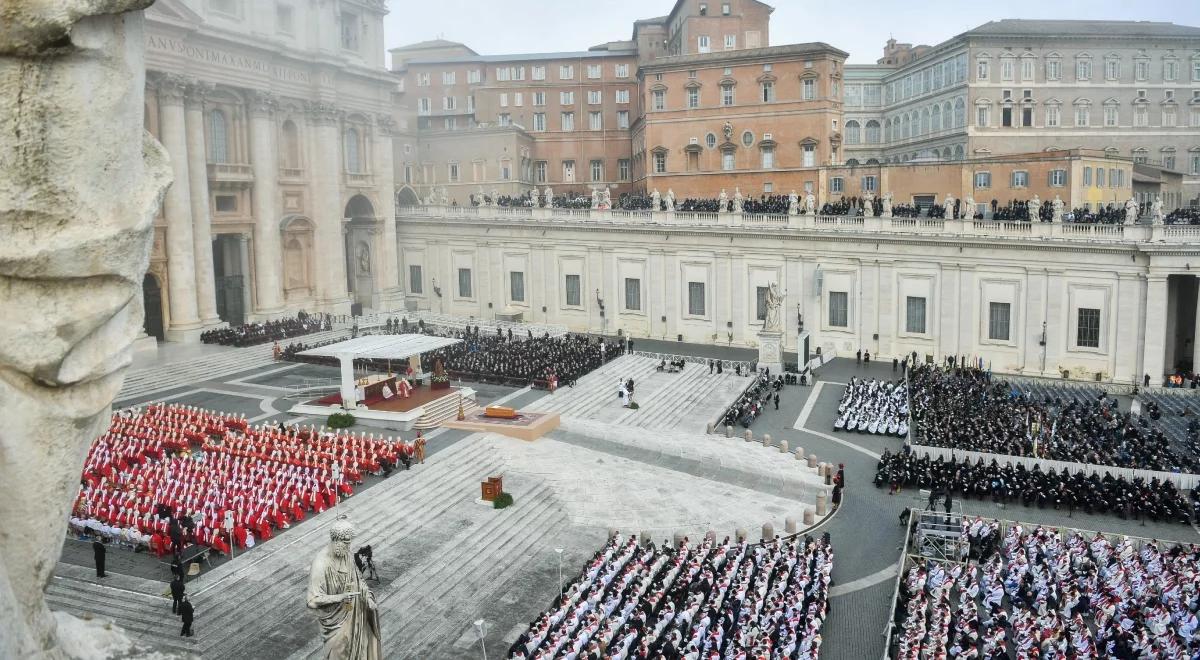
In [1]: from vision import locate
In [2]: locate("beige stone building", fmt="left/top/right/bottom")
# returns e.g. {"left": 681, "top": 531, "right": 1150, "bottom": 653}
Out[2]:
{"left": 141, "top": 0, "right": 405, "bottom": 341}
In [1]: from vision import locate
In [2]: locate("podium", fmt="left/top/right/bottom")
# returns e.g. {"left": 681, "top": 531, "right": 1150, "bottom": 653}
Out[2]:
{"left": 481, "top": 476, "right": 503, "bottom": 502}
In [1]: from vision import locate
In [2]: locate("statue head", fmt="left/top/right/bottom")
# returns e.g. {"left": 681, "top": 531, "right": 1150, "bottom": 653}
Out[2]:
{"left": 329, "top": 515, "right": 356, "bottom": 558}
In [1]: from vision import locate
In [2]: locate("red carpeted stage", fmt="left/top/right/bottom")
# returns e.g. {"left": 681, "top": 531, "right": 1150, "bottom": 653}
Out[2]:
{"left": 308, "top": 385, "right": 462, "bottom": 414}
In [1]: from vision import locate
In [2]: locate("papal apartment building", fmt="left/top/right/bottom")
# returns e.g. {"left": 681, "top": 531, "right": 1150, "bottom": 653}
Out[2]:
{"left": 391, "top": 2, "right": 1200, "bottom": 209}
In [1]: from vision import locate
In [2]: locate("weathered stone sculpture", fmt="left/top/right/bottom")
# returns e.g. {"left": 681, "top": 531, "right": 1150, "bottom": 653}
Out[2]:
{"left": 1051, "top": 195, "right": 1064, "bottom": 223}
{"left": 733, "top": 187, "right": 744, "bottom": 213}
{"left": 804, "top": 192, "right": 816, "bottom": 216}
{"left": 942, "top": 193, "right": 955, "bottom": 220}
{"left": 1152, "top": 196, "right": 1164, "bottom": 224}
{"left": 964, "top": 195, "right": 976, "bottom": 219}
{"left": 1124, "top": 197, "right": 1138, "bottom": 224}
{"left": 718, "top": 188, "right": 728, "bottom": 212}
{"left": 881, "top": 192, "right": 894, "bottom": 218}
{"left": 1028, "top": 194, "right": 1041, "bottom": 221}
{"left": 788, "top": 190, "right": 799, "bottom": 215}
{"left": 763, "top": 282, "right": 784, "bottom": 332}
{"left": 307, "top": 516, "right": 382, "bottom": 660}
{"left": 543, "top": 186, "right": 553, "bottom": 208}
{"left": 664, "top": 189, "right": 675, "bottom": 212}
{"left": 651, "top": 188, "right": 660, "bottom": 211}
{"left": 0, "top": 2, "right": 171, "bottom": 658}
{"left": 862, "top": 192, "right": 875, "bottom": 217}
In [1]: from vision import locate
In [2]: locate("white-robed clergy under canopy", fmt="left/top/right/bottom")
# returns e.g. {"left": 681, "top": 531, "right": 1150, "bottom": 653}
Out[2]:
{"left": 298, "top": 334, "right": 462, "bottom": 409}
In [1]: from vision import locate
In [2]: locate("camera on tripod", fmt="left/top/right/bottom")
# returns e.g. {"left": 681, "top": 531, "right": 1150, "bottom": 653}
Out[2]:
{"left": 354, "top": 545, "right": 378, "bottom": 581}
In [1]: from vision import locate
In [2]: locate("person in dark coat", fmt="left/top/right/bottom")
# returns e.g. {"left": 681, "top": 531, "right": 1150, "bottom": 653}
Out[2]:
{"left": 170, "top": 576, "right": 185, "bottom": 614}
{"left": 92, "top": 538, "right": 106, "bottom": 578}
{"left": 179, "top": 596, "right": 194, "bottom": 637}
{"left": 773, "top": 392, "right": 780, "bottom": 410}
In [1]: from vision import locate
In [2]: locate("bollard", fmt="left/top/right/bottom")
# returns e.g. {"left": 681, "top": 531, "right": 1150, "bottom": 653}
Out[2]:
{"left": 736, "top": 528, "right": 748, "bottom": 542}
{"left": 608, "top": 527, "right": 620, "bottom": 539}
{"left": 779, "top": 439, "right": 789, "bottom": 453}
{"left": 761, "top": 522, "right": 775, "bottom": 542}
{"left": 785, "top": 517, "right": 798, "bottom": 534}
{"left": 640, "top": 530, "right": 654, "bottom": 547}
{"left": 706, "top": 422, "right": 715, "bottom": 435}
{"left": 825, "top": 469, "right": 833, "bottom": 486}
{"left": 725, "top": 425, "right": 733, "bottom": 438}
{"left": 794, "top": 446, "right": 805, "bottom": 460}
{"left": 705, "top": 530, "right": 716, "bottom": 544}
{"left": 816, "top": 493, "right": 828, "bottom": 516}
{"left": 673, "top": 532, "right": 685, "bottom": 549}
{"left": 807, "top": 454, "right": 818, "bottom": 468}
{"left": 803, "top": 507, "right": 815, "bottom": 525}
{"left": 743, "top": 429, "right": 753, "bottom": 442}
{"left": 763, "top": 433, "right": 771, "bottom": 447}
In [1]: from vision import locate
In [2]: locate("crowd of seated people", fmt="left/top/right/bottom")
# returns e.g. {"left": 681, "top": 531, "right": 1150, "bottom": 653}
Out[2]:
{"left": 874, "top": 448, "right": 1196, "bottom": 523}
{"left": 720, "top": 371, "right": 782, "bottom": 428}
{"left": 69, "top": 403, "right": 418, "bottom": 557}
{"left": 909, "top": 363, "right": 1196, "bottom": 472}
{"left": 421, "top": 326, "right": 623, "bottom": 388}
{"left": 1165, "top": 207, "right": 1200, "bottom": 225}
{"left": 510, "top": 532, "right": 833, "bottom": 660}
{"left": 833, "top": 377, "right": 908, "bottom": 436}
{"left": 655, "top": 358, "right": 687, "bottom": 373}
{"left": 893, "top": 520, "right": 1200, "bottom": 659}
{"left": 200, "top": 313, "right": 330, "bottom": 347}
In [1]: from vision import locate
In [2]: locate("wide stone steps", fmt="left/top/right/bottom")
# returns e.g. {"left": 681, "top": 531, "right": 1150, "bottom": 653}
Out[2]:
{"left": 45, "top": 579, "right": 196, "bottom": 655}
{"left": 623, "top": 369, "right": 744, "bottom": 432}
{"left": 609, "top": 362, "right": 714, "bottom": 427}
{"left": 117, "top": 329, "right": 350, "bottom": 402}
{"left": 193, "top": 438, "right": 499, "bottom": 658}
{"left": 529, "top": 356, "right": 660, "bottom": 419}
{"left": 413, "top": 390, "right": 481, "bottom": 430}
{"left": 380, "top": 482, "right": 567, "bottom": 658}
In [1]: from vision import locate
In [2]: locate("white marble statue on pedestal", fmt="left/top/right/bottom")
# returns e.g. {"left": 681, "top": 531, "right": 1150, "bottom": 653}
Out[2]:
{"left": 651, "top": 188, "right": 661, "bottom": 211}
{"left": 718, "top": 188, "right": 728, "bottom": 212}
{"left": 440, "top": 188, "right": 450, "bottom": 206}
{"left": 1152, "top": 196, "right": 1164, "bottom": 224}
{"left": 1, "top": 3, "right": 173, "bottom": 657}
{"left": 788, "top": 190, "right": 799, "bottom": 215}
{"left": 763, "top": 282, "right": 784, "bottom": 332}
{"left": 306, "top": 516, "right": 382, "bottom": 659}
{"left": 1124, "top": 197, "right": 1139, "bottom": 224}
{"left": 964, "top": 195, "right": 976, "bottom": 220}
{"left": 665, "top": 189, "right": 676, "bottom": 212}
{"left": 1051, "top": 195, "right": 1064, "bottom": 223}
{"left": 425, "top": 189, "right": 437, "bottom": 205}
{"left": 602, "top": 186, "right": 612, "bottom": 210}
{"left": 942, "top": 193, "right": 955, "bottom": 220}
{"left": 804, "top": 192, "right": 816, "bottom": 216}
{"left": 543, "top": 186, "right": 554, "bottom": 208}
{"left": 733, "top": 187, "right": 744, "bottom": 213}
{"left": 881, "top": 192, "right": 894, "bottom": 218}
{"left": 863, "top": 192, "right": 875, "bottom": 217}
{"left": 1028, "top": 194, "right": 1041, "bottom": 222}
{"left": 590, "top": 188, "right": 600, "bottom": 209}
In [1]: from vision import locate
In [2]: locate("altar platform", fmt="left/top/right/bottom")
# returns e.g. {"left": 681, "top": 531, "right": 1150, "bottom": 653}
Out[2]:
{"left": 442, "top": 408, "right": 560, "bottom": 441}
{"left": 289, "top": 385, "right": 477, "bottom": 431}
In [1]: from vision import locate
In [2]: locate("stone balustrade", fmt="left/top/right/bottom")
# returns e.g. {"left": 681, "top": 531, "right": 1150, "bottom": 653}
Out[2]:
{"left": 397, "top": 204, "right": 1194, "bottom": 244}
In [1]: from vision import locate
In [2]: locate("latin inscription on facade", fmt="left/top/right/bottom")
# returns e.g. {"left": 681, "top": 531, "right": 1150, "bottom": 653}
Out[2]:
{"left": 147, "top": 35, "right": 311, "bottom": 83}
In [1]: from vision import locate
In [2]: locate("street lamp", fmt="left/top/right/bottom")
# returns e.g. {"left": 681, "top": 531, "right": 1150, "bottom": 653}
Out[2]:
{"left": 554, "top": 548, "right": 564, "bottom": 602}
{"left": 473, "top": 619, "right": 488, "bottom": 660}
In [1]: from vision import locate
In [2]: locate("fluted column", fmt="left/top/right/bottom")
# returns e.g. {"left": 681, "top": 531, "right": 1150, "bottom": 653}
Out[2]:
{"left": 184, "top": 82, "right": 220, "bottom": 326}
{"left": 156, "top": 74, "right": 202, "bottom": 339}
{"left": 373, "top": 114, "right": 402, "bottom": 310}
{"left": 307, "top": 102, "right": 350, "bottom": 311}
{"left": 249, "top": 91, "right": 285, "bottom": 315}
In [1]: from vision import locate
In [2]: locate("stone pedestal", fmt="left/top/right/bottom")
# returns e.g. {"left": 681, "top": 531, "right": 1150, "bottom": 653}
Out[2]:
{"left": 757, "top": 329, "right": 783, "bottom": 374}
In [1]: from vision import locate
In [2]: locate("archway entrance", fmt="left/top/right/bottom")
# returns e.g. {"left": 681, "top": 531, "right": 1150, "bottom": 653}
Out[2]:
{"left": 344, "top": 195, "right": 377, "bottom": 313}
{"left": 396, "top": 186, "right": 420, "bottom": 207}
{"left": 142, "top": 273, "right": 164, "bottom": 341}
{"left": 212, "top": 234, "right": 249, "bottom": 326}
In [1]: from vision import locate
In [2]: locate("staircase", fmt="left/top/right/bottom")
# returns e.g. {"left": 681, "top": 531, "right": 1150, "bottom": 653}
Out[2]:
{"left": 46, "top": 573, "right": 197, "bottom": 656}
{"left": 413, "top": 389, "right": 480, "bottom": 430}
{"left": 116, "top": 329, "right": 352, "bottom": 403}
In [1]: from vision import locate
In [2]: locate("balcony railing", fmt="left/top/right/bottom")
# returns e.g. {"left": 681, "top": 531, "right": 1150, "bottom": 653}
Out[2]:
{"left": 395, "top": 204, "right": 1194, "bottom": 244}
{"left": 207, "top": 162, "right": 254, "bottom": 184}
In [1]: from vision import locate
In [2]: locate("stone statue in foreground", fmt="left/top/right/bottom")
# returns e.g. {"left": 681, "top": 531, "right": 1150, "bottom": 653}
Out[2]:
{"left": 763, "top": 282, "right": 784, "bottom": 332}
{"left": 0, "top": 2, "right": 171, "bottom": 658}
{"left": 307, "top": 516, "right": 382, "bottom": 660}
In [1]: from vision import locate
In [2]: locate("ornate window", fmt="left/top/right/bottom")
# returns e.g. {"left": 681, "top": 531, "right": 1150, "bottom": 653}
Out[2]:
{"left": 208, "top": 109, "right": 228, "bottom": 163}
{"left": 343, "top": 127, "right": 361, "bottom": 173}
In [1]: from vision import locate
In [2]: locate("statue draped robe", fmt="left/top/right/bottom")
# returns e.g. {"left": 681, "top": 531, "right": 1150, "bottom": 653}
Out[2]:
{"left": 307, "top": 548, "right": 382, "bottom": 660}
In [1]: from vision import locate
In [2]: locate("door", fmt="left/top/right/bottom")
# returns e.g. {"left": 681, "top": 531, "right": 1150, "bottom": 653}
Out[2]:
{"left": 142, "top": 274, "right": 164, "bottom": 341}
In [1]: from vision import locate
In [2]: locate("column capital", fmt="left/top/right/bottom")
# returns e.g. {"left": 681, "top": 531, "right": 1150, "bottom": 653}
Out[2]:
{"left": 184, "top": 80, "right": 214, "bottom": 108}
{"left": 306, "top": 101, "right": 341, "bottom": 126}
{"left": 153, "top": 72, "right": 191, "bottom": 105}
{"left": 248, "top": 91, "right": 278, "bottom": 117}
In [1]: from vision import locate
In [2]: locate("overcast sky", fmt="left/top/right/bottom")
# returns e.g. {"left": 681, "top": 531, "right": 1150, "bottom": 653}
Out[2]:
{"left": 384, "top": 0, "right": 1200, "bottom": 65}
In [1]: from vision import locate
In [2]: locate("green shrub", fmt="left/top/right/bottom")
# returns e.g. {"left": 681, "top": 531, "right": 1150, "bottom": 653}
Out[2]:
{"left": 493, "top": 492, "right": 514, "bottom": 509}
{"left": 627, "top": 402, "right": 640, "bottom": 410}
{"left": 327, "top": 412, "right": 356, "bottom": 429}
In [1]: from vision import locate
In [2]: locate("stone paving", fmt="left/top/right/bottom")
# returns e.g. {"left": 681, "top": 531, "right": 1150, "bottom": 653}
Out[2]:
{"left": 49, "top": 337, "right": 1200, "bottom": 660}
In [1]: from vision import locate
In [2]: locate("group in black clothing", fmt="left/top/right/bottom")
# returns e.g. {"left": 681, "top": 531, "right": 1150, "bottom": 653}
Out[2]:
{"left": 201, "top": 312, "right": 330, "bottom": 347}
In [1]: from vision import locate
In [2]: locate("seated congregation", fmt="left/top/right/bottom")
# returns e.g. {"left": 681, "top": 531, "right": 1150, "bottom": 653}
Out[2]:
{"left": 69, "top": 403, "right": 422, "bottom": 558}
{"left": 721, "top": 370, "right": 786, "bottom": 429}
{"left": 832, "top": 376, "right": 909, "bottom": 436}
{"left": 510, "top": 533, "right": 833, "bottom": 660}
{"left": 873, "top": 449, "right": 1196, "bottom": 524}
{"left": 893, "top": 519, "right": 1200, "bottom": 659}
{"left": 908, "top": 363, "right": 1196, "bottom": 473}
{"left": 200, "top": 312, "right": 330, "bottom": 347}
